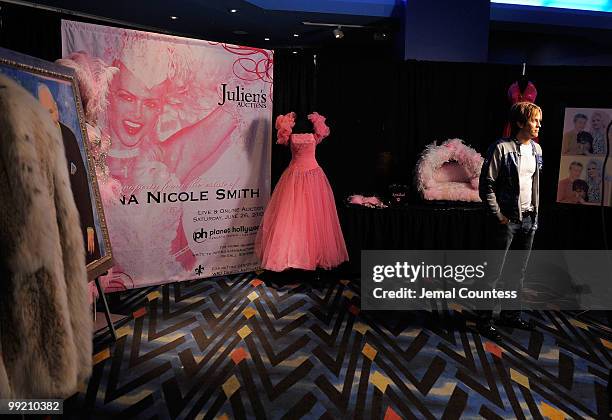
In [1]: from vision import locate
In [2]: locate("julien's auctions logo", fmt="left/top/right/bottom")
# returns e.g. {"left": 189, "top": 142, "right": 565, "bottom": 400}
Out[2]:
{"left": 218, "top": 83, "right": 267, "bottom": 108}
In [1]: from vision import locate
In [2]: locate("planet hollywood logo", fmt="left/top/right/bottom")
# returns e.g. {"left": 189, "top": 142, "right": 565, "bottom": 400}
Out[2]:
{"left": 193, "top": 225, "right": 258, "bottom": 244}
{"left": 218, "top": 83, "right": 268, "bottom": 108}
{"left": 193, "top": 228, "right": 208, "bottom": 243}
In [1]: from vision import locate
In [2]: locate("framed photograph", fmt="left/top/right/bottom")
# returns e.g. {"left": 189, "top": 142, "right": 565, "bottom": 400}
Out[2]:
{"left": 0, "top": 47, "right": 113, "bottom": 279}
{"left": 558, "top": 107, "right": 612, "bottom": 207}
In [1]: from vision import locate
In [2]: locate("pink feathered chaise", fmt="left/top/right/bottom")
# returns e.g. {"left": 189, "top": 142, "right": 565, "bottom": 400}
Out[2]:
{"left": 416, "top": 138, "right": 484, "bottom": 202}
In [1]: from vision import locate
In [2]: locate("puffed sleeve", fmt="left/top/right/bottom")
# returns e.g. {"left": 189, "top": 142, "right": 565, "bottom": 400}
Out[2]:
{"left": 275, "top": 112, "right": 296, "bottom": 145}
{"left": 308, "top": 112, "right": 330, "bottom": 143}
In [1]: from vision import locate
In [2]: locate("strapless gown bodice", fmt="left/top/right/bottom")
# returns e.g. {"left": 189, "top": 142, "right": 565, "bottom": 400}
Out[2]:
{"left": 288, "top": 133, "right": 319, "bottom": 171}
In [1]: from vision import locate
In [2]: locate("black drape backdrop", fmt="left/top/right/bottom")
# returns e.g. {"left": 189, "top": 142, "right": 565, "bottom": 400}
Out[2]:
{"left": 0, "top": 2, "right": 63, "bottom": 61}
{"left": 3, "top": 2, "right": 612, "bottom": 251}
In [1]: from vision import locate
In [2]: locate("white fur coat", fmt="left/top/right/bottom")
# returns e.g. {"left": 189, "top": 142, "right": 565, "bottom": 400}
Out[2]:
{"left": 0, "top": 74, "right": 92, "bottom": 398}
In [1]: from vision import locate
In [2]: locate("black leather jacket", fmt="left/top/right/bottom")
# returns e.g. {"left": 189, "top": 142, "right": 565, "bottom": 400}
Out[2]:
{"left": 479, "top": 137, "right": 543, "bottom": 226}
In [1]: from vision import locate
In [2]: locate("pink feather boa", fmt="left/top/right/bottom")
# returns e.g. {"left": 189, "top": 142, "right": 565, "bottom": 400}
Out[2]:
{"left": 56, "top": 51, "right": 118, "bottom": 124}
{"left": 416, "top": 138, "right": 484, "bottom": 202}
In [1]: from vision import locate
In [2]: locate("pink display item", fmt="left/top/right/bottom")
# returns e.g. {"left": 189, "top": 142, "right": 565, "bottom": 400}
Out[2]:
{"left": 507, "top": 81, "right": 537, "bottom": 104}
{"left": 56, "top": 52, "right": 118, "bottom": 182}
{"left": 256, "top": 113, "right": 348, "bottom": 271}
{"left": 416, "top": 138, "right": 484, "bottom": 202}
{"left": 56, "top": 51, "right": 119, "bottom": 123}
{"left": 348, "top": 195, "right": 387, "bottom": 208}
{"left": 502, "top": 81, "right": 539, "bottom": 139}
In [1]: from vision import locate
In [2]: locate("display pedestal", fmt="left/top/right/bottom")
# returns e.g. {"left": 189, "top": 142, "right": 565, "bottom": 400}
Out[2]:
{"left": 338, "top": 202, "right": 612, "bottom": 274}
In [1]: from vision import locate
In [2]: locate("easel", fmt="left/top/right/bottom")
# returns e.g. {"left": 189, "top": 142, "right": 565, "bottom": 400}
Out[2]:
{"left": 93, "top": 274, "right": 118, "bottom": 341}
{"left": 90, "top": 266, "right": 126, "bottom": 342}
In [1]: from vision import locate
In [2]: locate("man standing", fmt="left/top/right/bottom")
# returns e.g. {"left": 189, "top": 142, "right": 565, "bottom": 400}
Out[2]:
{"left": 478, "top": 101, "right": 543, "bottom": 341}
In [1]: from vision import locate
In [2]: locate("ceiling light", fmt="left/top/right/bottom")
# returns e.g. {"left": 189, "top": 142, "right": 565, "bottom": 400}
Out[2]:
{"left": 170, "top": 16, "right": 178, "bottom": 20}
{"left": 264, "top": 37, "right": 270, "bottom": 41}
{"left": 230, "top": 9, "right": 238, "bottom": 13}
{"left": 373, "top": 32, "right": 388, "bottom": 41}
{"left": 293, "top": 33, "right": 299, "bottom": 37}
{"left": 292, "top": 51, "right": 298, "bottom": 54}
{"left": 333, "top": 26, "right": 344, "bottom": 39}
{"left": 302, "top": 21, "right": 365, "bottom": 29}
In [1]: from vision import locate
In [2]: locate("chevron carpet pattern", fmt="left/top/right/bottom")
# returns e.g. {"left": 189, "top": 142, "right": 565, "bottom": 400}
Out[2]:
{"left": 64, "top": 272, "right": 612, "bottom": 419}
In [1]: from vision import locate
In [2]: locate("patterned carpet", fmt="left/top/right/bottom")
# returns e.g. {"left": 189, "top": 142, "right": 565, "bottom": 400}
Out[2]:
{"left": 64, "top": 272, "right": 612, "bottom": 419}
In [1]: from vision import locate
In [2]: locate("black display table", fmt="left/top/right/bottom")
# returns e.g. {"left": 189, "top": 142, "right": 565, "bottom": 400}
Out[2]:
{"left": 338, "top": 201, "right": 612, "bottom": 272}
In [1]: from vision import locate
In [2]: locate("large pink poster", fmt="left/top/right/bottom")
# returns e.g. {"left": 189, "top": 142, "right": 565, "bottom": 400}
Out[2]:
{"left": 61, "top": 20, "right": 272, "bottom": 289}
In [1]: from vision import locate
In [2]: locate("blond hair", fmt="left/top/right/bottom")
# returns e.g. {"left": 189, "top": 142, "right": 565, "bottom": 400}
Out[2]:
{"left": 509, "top": 102, "right": 542, "bottom": 136}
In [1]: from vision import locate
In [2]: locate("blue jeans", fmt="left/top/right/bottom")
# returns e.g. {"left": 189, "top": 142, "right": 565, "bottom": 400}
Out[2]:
{"left": 479, "top": 213, "right": 536, "bottom": 319}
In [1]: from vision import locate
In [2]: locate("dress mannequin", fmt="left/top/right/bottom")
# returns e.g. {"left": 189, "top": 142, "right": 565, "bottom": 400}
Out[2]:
{"left": 255, "top": 112, "right": 348, "bottom": 274}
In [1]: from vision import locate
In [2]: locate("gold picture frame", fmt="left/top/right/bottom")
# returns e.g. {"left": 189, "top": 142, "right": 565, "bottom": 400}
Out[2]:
{"left": 0, "top": 47, "right": 113, "bottom": 279}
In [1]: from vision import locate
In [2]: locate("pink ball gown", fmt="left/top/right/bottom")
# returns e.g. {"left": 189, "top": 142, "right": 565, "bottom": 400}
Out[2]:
{"left": 256, "top": 112, "right": 348, "bottom": 271}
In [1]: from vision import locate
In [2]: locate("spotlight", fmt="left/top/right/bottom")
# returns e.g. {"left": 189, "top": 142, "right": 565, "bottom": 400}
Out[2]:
{"left": 373, "top": 32, "right": 388, "bottom": 41}
{"left": 230, "top": 9, "right": 238, "bottom": 13}
{"left": 264, "top": 37, "right": 270, "bottom": 41}
{"left": 333, "top": 26, "right": 344, "bottom": 39}
{"left": 170, "top": 16, "right": 178, "bottom": 20}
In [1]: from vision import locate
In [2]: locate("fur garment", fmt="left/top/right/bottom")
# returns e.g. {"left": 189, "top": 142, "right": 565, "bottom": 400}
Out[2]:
{"left": 0, "top": 74, "right": 92, "bottom": 398}
{"left": 416, "top": 138, "right": 484, "bottom": 202}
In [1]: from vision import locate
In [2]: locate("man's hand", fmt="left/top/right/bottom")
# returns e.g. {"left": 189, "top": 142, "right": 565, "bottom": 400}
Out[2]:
{"left": 499, "top": 215, "right": 509, "bottom": 225}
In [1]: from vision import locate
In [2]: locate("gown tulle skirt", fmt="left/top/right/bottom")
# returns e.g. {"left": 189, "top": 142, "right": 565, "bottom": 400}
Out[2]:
{"left": 256, "top": 165, "right": 349, "bottom": 272}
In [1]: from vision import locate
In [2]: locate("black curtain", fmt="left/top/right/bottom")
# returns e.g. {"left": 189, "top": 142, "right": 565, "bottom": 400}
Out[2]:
{"left": 0, "top": 2, "right": 62, "bottom": 61}
{"left": 271, "top": 50, "right": 318, "bottom": 186}
{"left": 271, "top": 48, "right": 402, "bottom": 195}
